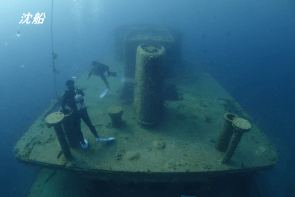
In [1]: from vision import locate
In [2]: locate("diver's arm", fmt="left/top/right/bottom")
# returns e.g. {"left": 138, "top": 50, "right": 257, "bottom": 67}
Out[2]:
{"left": 77, "top": 89, "right": 85, "bottom": 96}
{"left": 61, "top": 91, "right": 68, "bottom": 109}
{"left": 87, "top": 66, "right": 94, "bottom": 79}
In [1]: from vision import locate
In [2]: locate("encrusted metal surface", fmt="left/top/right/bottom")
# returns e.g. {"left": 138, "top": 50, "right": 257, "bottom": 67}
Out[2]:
{"left": 14, "top": 58, "right": 279, "bottom": 183}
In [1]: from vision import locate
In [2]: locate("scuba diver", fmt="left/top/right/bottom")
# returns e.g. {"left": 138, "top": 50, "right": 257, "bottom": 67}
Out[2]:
{"left": 61, "top": 79, "right": 114, "bottom": 149}
{"left": 87, "top": 61, "right": 117, "bottom": 90}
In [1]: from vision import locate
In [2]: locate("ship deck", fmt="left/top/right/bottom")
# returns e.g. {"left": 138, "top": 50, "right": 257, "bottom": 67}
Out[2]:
{"left": 14, "top": 57, "right": 279, "bottom": 183}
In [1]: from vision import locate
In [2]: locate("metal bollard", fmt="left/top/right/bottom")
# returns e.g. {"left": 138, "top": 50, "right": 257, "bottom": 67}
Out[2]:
{"left": 215, "top": 113, "right": 238, "bottom": 152}
{"left": 46, "top": 112, "right": 72, "bottom": 159}
{"left": 222, "top": 118, "right": 251, "bottom": 163}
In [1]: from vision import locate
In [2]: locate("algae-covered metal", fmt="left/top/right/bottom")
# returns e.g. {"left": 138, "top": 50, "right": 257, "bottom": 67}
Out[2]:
{"left": 13, "top": 57, "right": 279, "bottom": 184}
{"left": 134, "top": 45, "right": 166, "bottom": 125}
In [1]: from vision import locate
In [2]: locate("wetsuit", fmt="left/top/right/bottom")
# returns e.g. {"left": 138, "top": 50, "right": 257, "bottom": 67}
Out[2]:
{"left": 87, "top": 62, "right": 117, "bottom": 89}
{"left": 61, "top": 88, "right": 99, "bottom": 143}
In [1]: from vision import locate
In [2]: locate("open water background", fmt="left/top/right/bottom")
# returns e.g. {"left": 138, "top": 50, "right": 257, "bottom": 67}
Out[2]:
{"left": 0, "top": 0, "right": 294, "bottom": 196}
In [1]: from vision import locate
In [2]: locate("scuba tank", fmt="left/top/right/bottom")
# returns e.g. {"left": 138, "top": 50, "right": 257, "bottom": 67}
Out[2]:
{"left": 75, "top": 90, "right": 86, "bottom": 110}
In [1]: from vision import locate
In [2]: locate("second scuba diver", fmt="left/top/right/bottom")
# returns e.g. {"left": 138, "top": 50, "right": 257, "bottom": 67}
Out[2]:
{"left": 87, "top": 61, "right": 117, "bottom": 90}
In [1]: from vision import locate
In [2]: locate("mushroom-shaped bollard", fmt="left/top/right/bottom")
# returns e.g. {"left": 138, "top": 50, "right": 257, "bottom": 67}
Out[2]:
{"left": 222, "top": 118, "right": 251, "bottom": 164}
{"left": 108, "top": 106, "right": 123, "bottom": 128}
{"left": 46, "top": 112, "right": 72, "bottom": 159}
{"left": 215, "top": 113, "right": 238, "bottom": 152}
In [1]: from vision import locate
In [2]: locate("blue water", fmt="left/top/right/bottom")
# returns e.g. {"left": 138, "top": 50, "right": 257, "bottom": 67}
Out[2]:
{"left": 0, "top": 0, "right": 294, "bottom": 196}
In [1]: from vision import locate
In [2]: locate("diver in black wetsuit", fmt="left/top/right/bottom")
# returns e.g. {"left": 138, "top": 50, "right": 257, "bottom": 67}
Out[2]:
{"left": 87, "top": 61, "right": 117, "bottom": 89}
{"left": 61, "top": 79, "right": 100, "bottom": 149}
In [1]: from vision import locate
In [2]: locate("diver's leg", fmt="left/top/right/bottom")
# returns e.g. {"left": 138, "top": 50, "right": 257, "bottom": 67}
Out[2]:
{"left": 73, "top": 111, "right": 85, "bottom": 144}
{"left": 107, "top": 71, "right": 117, "bottom": 77}
{"left": 80, "top": 108, "right": 99, "bottom": 138}
{"left": 100, "top": 75, "right": 110, "bottom": 89}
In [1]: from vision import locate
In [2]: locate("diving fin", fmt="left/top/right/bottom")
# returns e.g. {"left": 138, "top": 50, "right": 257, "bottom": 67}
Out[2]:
{"left": 116, "top": 74, "right": 125, "bottom": 83}
{"left": 96, "top": 137, "right": 115, "bottom": 142}
{"left": 100, "top": 88, "right": 109, "bottom": 98}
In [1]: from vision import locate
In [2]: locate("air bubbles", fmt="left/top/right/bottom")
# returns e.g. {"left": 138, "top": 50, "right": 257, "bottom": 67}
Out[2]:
{"left": 16, "top": 31, "right": 21, "bottom": 37}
